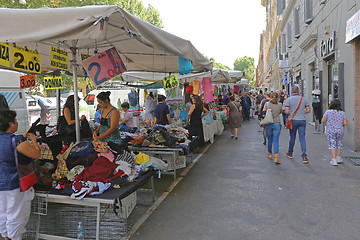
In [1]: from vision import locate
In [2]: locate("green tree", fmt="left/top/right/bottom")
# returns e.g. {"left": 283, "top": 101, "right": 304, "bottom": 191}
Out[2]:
{"left": 207, "top": 57, "right": 230, "bottom": 70}
{"left": 0, "top": 0, "right": 163, "bottom": 28}
{"left": 233, "top": 56, "right": 255, "bottom": 88}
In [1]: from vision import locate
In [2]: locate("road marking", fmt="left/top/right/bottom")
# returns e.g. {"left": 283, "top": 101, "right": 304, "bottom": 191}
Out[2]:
{"left": 127, "top": 142, "right": 213, "bottom": 239}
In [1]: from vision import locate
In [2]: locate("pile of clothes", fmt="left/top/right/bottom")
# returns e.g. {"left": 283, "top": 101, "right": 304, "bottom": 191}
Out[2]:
{"left": 37, "top": 140, "right": 168, "bottom": 200}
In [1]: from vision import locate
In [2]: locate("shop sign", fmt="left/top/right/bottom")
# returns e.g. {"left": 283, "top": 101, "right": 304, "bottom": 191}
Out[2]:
{"left": 320, "top": 31, "right": 336, "bottom": 57}
{"left": 163, "top": 74, "right": 179, "bottom": 90}
{"left": 346, "top": 9, "right": 360, "bottom": 43}
{"left": 0, "top": 42, "right": 10, "bottom": 67}
{"left": 295, "top": 64, "right": 301, "bottom": 72}
{"left": 12, "top": 45, "right": 41, "bottom": 73}
{"left": 50, "top": 46, "right": 68, "bottom": 70}
{"left": 44, "top": 76, "right": 63, "bottom": 89}
{"left": 82, "top": 47, "right": 126, "bottom": 87}
{"left": 20, "top": 74, "right": 36, "bottom": 89}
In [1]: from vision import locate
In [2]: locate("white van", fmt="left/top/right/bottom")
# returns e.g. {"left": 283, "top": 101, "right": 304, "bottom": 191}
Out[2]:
{"left": 0, "top": 69, "right": 29, "bottom": 134}
{"left": 85, "top": 86, "right": 144, "bottom": 119}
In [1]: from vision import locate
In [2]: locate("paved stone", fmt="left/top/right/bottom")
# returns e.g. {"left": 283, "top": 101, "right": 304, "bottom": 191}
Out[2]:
{"left": 131, "top": 120, "right": 360, "bottom": 240}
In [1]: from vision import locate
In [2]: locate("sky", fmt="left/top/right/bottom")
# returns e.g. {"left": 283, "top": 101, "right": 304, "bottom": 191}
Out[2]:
{"left": 141, "top": 0, "right": 266, "bottom": 69}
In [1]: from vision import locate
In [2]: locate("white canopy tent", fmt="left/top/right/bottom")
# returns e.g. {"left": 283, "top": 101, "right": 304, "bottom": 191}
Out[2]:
{"left": 0, "top": 5, "right": 212, "bottom": 141}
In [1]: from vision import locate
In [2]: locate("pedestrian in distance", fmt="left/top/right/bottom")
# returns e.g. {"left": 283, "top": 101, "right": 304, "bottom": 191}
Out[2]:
{"left": 321, "top": 99, "right": 347, "bottom": 166}
{"left": 259, "top": 92, "right": 271, "bottom": 145}
{"left": 262, "top": 92, "right": 282, "bottom": 164}
{"left": 284, "top": 85, "right": 311, "bottom": 164}
{"left": 240, "top": 92, "right": 252, "bottom": 121}
{"left": 227, "top": 96, "right": 242, "bottom": 139}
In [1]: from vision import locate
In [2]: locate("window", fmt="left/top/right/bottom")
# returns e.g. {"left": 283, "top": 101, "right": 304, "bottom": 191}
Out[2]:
{"left": 282, "top": 32, "right": 287, "bottom": 53}
{"left": 287, "top": 22, "right": 292, "bottom": 48}
{"left": 277, "top": 0, "right": 286, "bottom": 15}
{"left": 294, "top": 5, "right": 301, "bottom": 38}
{"left": 304, "top": 0, "right": 313, "bottom": 24}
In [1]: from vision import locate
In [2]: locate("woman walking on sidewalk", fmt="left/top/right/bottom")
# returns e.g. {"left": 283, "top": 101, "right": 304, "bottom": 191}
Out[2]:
{"left": 322, "top": 99, "right": 347, "bottom": 166}
{"left": 227, "top": 96, "right": 242, "bottom": 139}
{"left": 262, "top": 92, "right": 282, "bottom": 164}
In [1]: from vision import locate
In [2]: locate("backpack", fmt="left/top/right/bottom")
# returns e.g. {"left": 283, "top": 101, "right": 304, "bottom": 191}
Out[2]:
{"left": 0, "top": 94, "right": 9, "bottom": 109}
{"left": 255, "top": 94, "right": 263, "bottom": 105}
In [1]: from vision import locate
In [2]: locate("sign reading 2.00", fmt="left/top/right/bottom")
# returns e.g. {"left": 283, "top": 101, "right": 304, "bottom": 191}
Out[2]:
{"left": 12, "top": 45, "right": 41, "bottom": 73}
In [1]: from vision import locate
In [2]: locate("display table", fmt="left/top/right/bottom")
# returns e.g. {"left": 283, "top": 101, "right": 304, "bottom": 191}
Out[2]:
{"left": 32, "top": 170, "right": 155, "bottom": 240}
{"left": 202, "top": 113, "right": 224, "bottom": 143}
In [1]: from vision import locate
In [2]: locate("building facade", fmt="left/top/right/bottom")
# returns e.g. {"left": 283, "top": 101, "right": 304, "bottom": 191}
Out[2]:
{"left": 258, "top": 0, "right": 360, "bottom": 151}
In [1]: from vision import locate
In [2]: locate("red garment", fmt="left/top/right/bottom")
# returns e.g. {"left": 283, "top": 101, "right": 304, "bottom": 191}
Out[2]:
{"left": 74, "top": 157, "right": 125, "bottom": 183}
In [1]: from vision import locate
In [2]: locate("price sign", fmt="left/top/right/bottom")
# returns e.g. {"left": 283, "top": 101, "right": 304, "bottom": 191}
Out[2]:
{"left": 163, "top": 74, "right": 179, "bottom": 90}
{"left": 82, "top": 47, "right": 126, "bottom": 87}
{"left": 0, "top": 42, "right": 10, "bottom": 67}
{"left": 50, "top": 46, "right": 68, "bottom": 70}
{"left": 12, "top": 45, "right": 41, "bottom": 73}
{"left": 20, "top": 74, "right": 36, "bottom": 89}
{"left": 44, "top": 77, "right": 63, "bottom": 89}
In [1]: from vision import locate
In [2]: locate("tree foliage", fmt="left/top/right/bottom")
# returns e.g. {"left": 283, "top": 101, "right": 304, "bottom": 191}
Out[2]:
{"left": 0, "top": 0, "right": 164, "bottom": 28}
{"left": 233, "top": 56, "right": 255, "bottom": 88}
{"left": 207, "top": 57, "right": 230, "bottom": 70}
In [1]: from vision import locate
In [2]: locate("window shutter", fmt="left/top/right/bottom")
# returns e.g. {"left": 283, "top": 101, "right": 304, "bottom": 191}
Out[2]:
{"left": 287, "top": 22, "right": 292, "bottom": 48}
{"left": 277, "top": 0, "right": 284, "bottom": 15}
{"left": 282, "top": 33, "right": 287, "bottom": 53}
{"left": 305, "top": 0, "right": 313, "bottom": 24}
{"left": 294, "top": 5, "right": 301, "bottom": 38}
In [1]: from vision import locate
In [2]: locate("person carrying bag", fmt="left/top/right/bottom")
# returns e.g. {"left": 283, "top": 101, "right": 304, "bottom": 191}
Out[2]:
{"left": 285, "top": 96, "right": 303, "bottom": 129}
{"left": 260, "top": 102, "right": 274, "bottom": 125}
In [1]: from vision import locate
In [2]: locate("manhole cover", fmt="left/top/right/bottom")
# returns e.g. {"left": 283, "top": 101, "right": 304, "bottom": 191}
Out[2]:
{"left": 344, "top": 156, "right": 360, "bottom": 166}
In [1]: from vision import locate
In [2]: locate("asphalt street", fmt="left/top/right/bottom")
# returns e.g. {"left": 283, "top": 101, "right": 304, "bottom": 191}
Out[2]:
{"left": 130, "top": 119, "right": 360, "bottom": 240}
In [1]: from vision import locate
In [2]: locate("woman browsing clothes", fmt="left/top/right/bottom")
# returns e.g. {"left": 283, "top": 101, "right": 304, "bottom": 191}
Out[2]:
{"left": 187, "top": 95, "right": 209, "bottom": 151}
{"left": 93, "top": 91, "right": 121, "bottom": 142}
{"left": 0, "top": 109, "right": 40, "bottom": 240}
{"left": 227, "top": 96, "right": 242, "bottom": 139}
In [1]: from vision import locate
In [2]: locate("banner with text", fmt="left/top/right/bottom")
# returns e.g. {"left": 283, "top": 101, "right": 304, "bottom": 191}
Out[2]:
{"left": 0, "top": 42, "right": 10, "bottom": 67}
{"left": 163, "top": 74, "right": 179, "bottom": 90}
{"left": 20, "top": 75, "right": 36, "bottom": 89}
{"left": 82, "top": 47, "right": 126, "bottom": 87}
{"left": 44, "top": 77, "right": 63, "bottom": 89}
{"left": 50, "top": 46, "right": 68, "bottom": 70}
{"left": 12, "top": 45, "right": 41, "bottom": 73}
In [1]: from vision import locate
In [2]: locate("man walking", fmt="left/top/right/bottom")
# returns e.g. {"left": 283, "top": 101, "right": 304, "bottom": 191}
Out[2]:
{"left": 284, "top": 85, "right": 311, "bottom": 163}
{"left": 240, "top": 92, "right": 251, "bottom": 121}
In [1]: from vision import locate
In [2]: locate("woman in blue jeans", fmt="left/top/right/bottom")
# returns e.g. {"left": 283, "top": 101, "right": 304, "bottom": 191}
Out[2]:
{"left": 262, "top": 92, "right": 283, "bottom": 164}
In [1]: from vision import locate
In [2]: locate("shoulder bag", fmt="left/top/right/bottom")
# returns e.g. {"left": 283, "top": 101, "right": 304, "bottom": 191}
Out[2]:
{"left": 285, "top": 96, "right": 303, "bottom": 130}
{"left": 260, "top": 102, "right": 274, "bottom": 125}
{"left": 232, "top": 102, "right": 241, "bottom": 113}
{"left": 12, "top": 137, "right": 37, "bottom": 192}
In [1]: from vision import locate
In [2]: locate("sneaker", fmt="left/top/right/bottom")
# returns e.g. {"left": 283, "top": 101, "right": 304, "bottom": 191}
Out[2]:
{"left": 302, "top": 157, "right": 309, "bottom": 164}
{"left": 330, "top": 159, "right": 338, "bottom": 166}
{"left": 285, "top": 152, "right": 293, "bottom": 159}
{"left": 336, "top": 156, "right": 343, "bottom": 164}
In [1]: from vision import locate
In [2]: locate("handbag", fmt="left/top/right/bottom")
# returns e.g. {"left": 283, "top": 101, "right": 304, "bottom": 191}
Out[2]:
{"left": 57, "top": 115, "right": 76, "bottom": 135}
{"left": 232, "top": 102, "right": 241, "bottom": 113}
{"left": 286, "top": 96, "right": 303, "bottom": 130}
{"left": 260, "top": 107, "right": 274, "bottom": 125}
{"left": 12, "top": 137, "right": 37, "bottom": 192}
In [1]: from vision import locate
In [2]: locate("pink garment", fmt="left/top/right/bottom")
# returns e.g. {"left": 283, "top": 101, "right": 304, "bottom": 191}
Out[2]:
{"left": 234, "top": 85, "right": 239, "bottom": 93}
{"left": 97, "top": 151, "right": 115, "bottom": 162}
{"left": 202, "top": 77, "right": 214, "bottom": 103}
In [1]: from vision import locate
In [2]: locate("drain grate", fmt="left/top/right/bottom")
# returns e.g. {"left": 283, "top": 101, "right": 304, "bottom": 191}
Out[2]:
{"left": 344, "top": 156, "right": 360, "bottom": 166}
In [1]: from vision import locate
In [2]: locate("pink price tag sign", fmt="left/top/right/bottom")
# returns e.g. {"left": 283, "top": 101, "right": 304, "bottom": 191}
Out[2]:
{"left": 82, "top": 47, "right": 126, "bottom": 86}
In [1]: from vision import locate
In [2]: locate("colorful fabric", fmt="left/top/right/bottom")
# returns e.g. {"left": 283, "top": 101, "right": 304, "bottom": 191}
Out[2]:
{"left": 202, "top": 77, "right": 214, "bottom": 103}
{"left": 115, "top": 150, "right": 135, "bottom": 167}
{"left": 179, "top": 57, "right": 194, "bottom": 75}
{"left": 92, "top": 140, "right": 109, "bottom": 153}
{"left": 39, "top": 144, "right": 54, "bottom": 161}
{"left": 136, "top": 152, "right": 150, "bottom": 165}
{"left": 97, "top": 151, "right": 115, "bottom": 162}
{"left": 326, "top": 131, "right": 344, "bottom": 150}
{"left": 139, "top": 119, "right": 152, "bottom": 128}
{"left": 191, "top": 81, "right": 201, "bottom": 95}
{"left": 323, "top": 110, "right": 347, "bottom": 134}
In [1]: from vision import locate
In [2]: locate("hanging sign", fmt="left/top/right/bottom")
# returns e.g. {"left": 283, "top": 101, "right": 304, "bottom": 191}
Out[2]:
{"left": 20, "top": 74, "right": 36, "bottom": 89}
{"left": 44, "top": 77, "right": 63, "bottom": 89}
{"left": 82, "top": 47, "right": 126, "bottom": 87}
{"left": 0, "top": 42, "right": 10, "bottom": 67}
{"left": 50, "top": 46, "right": 68, "bottom": 70}
{"left": 163, "top": 74, "right": 179, "bottom": 90}
{"left": 12, "top": 45, "right": 41, "bottom": 73}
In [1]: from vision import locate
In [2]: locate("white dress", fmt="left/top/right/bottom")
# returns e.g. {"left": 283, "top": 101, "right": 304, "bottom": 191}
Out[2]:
{"left": 143, "top": 95, "right": 156, "bottom": 120}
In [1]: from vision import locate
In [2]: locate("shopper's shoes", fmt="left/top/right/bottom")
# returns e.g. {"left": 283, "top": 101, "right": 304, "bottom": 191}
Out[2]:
{"left": 302, "top": 157, "right": 309, "bottom": 164}
{"left": 235, "top": 137, "right": 238, "bottom": 139}
{"left": 330, "top": 159, "right": 338, "bottom": 166}
{"left": 285, "top": 152, "right": 293, "bottom": 159}
{"left": 231, "top": 135, "right": 234, "bottom": 138}
{"left": 274, "top": 154, "right": 280, "bottom": 164}
{"left": 263, "top": 140, "right": 266, "bottom": 145}
{"left": 267, "top": 152, "right": 272, "bottom": 159}
{"left": 336, "top": 156, "right": 343, "bottom": 164}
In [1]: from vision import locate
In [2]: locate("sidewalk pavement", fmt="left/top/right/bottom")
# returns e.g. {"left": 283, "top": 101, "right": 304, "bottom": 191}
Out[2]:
{"left": 130, "top": 119, "right": 360, "bottom": 240}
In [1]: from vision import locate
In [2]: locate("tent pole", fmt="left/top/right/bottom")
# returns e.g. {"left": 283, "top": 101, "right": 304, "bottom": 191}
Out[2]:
{"left": 71, "top": 41, "right": 81, "bottom": 142}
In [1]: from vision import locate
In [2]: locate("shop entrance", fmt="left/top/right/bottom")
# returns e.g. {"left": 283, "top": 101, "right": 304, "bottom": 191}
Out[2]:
{"left": 327, "top": 59, "right": 338, "bottom": 104}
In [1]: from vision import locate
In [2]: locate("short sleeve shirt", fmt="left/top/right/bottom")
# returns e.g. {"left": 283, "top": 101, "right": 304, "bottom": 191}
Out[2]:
{"left": 284, "top": 95, "right": 309, "bottom": 120}
{"left": 123, "top": 111, "right": 135, "bottom": 127}
{"left": 154, "top": 103, "right": 170, "bottom": 125}
{"left": 323, "top": 109, "right": 347, "bottom": 134}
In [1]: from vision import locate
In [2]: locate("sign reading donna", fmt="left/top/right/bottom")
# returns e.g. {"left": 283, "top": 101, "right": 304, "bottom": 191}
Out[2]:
{"left": 44, "top": 77, "right": 63, "bottom": 89}
{"left": 50, "top": 46, "right": 68, "bottom": 70}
